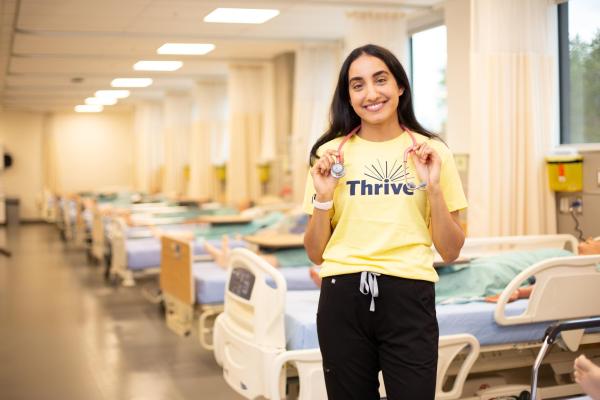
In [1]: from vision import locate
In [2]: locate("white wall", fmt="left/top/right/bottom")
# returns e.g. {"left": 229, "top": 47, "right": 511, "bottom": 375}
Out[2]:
{"left": 46, "top": 111, "right": 134, "bottom": 193}
{"left": 0, "top": 111, "right": 45, "bottom": 220}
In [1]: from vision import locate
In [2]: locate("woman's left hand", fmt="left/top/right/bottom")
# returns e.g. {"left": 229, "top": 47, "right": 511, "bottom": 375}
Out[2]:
{"left": 410, "top": 141, "right": 441, "bottom": 188}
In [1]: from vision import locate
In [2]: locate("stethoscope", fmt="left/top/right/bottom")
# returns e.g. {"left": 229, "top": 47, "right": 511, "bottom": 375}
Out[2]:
{"left": 330, "top": 125, "right": 427, "bottom": 191}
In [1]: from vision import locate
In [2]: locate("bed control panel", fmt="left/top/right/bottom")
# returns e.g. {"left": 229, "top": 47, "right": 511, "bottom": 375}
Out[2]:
{"left": 228, "top": 268, "right": 255, "bottom": 300}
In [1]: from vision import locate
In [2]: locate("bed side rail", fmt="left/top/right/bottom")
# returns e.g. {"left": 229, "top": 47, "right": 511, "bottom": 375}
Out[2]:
{"left": 108, "top": 217, "right": 127, "bottom": 278}
{"left": 460, "top": 234, "right": 579, "bottom": 257}
{"left": 495, "top": 255, "right": 600, "bottom": 325}
{"left": 266, "top": 334, "right": 481, "bottom": 400}
{"left": 159, "top": 236, "right": 194, "bottom": 305}
{"left": 91, "top": 208, "right": 104, "bottom": 260}
{"left": 436, "top": 334, "right": 480, "bottom": 400}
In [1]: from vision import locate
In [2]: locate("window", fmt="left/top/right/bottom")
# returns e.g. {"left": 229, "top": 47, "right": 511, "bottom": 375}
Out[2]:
{"left": 559, "top": 0, "right": 600, "bottom": 144}
{"left": 410, "top": 25, "right": 447, "bottom": 135}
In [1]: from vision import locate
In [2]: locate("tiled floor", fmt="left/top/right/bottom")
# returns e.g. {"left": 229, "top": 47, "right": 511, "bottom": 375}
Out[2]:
{"left": 0, "top": 224, "right": 245, "bottom": 400}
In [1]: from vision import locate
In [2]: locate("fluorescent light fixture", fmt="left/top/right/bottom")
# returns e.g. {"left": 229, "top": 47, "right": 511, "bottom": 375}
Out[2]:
{"left": 157, "top": 43, "right": 215, "bottom": 55}
{"left": 95, "top": 90, "right": 130, "bottom": 99}
{"left": 85, "top": 97, "right": 117, "bottom": 106}
{"left": 75, "top": 105, "right": 103, "bottom": 113}
{"left": 204, "top": 8, "right": 279, "bottom": 24}
{"left": 133, "top": 60, "right": 183, "bottom": 71}
{"left": 111, "top": 78, "right": 153, "bottom": 88}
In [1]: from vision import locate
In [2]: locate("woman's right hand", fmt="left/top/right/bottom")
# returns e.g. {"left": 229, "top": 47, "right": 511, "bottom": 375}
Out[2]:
{"left": 310, "top": 149, "right": 340, "bottom": 200}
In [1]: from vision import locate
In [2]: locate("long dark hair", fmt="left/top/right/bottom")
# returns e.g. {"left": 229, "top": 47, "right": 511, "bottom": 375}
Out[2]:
{"left": 309, "top": 44, "right": 439, "bottom": 165}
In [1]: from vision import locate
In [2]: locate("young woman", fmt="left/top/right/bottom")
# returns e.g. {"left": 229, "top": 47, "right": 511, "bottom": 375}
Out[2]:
{"left": 302, "top": 44, "right": 467, "bottom": 400}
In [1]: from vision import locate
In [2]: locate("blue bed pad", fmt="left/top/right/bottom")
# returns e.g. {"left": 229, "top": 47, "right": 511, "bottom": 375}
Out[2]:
{"left": 126, "top": 237, "right": 247, "bottom": 270}
{"left": 284, "top": 292, "right": 557, "bottom": 351}
{"left": 192, "top": 262, "right": 318, "bottom": 305}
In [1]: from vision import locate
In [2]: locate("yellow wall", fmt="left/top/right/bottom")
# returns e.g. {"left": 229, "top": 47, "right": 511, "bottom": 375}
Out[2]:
{"left": 0, "top": 110, "right": 134, "bottom": 220}
{"left": 0, "top": 111, "right": 45, "bottom": 220}
{"left": 45, "top": 111, "right": 135, "bottom": 194}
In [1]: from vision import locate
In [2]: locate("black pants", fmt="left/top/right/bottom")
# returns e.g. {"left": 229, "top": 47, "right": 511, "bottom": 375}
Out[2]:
{"left": 317, "top": 273, "right": 438, "bottom": 400}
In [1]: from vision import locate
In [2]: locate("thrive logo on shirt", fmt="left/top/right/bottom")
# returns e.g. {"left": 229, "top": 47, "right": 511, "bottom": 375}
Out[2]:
{"left": 347, "top": 159, "right": 415, "bottom": 196}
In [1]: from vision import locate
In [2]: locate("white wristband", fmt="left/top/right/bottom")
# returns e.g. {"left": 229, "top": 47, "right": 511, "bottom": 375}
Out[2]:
{"left": 312, "top": 195, "right": 333, "bottom": 211}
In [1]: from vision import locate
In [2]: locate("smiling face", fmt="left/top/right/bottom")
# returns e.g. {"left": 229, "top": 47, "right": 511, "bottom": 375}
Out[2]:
{"left": 348, "top": 54, "right": 404, "bottom": 126}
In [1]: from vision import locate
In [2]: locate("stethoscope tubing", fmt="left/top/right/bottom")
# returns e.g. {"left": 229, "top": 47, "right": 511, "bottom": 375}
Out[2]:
{"left": 336, "top": 124, "right": 419, "bottom": 165}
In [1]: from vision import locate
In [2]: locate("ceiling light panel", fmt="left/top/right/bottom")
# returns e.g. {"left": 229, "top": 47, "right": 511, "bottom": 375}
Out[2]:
{"left": 133, "top": 60, "right": 183, "bottom": 71}
{"left": 157, "top": 43, "right": 215, "bottom": 55}
{"left": 111, "top": 78, "right": 153, "bottom": 88}
{"left": 85, "top": 97, "right": 117, "bottom": 106}
{"left": 75, "top": 105, "right": 103, "bottom": 113}
{"left": 95, "top": 90, "right": 130, "bottom": 99}
{"left": 204, "top": 8, "right": 280, "bottom": 24}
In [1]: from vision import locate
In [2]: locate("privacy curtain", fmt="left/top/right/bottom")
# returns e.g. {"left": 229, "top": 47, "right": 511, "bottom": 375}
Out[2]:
{"left": 467, "top": 0, "right": 557, "bottom": 236}
{"left": 290, "top": 44, "right": 342, "bottom": 202}
{"left": 162, "top": 93, "right": 192, "bottom": 197}
{"left": 345, "top": 11, "right": 408, "bottom": 64}
{"left": 270, "top": 52, "right": 295, "bottom": 198}
{"left": 188, "top": 81, "right": 228, "bottom": 201}
{"left": 225, "top": 63, "right": 276, "bottom": 205}
{"left": 133, "top": 101, "right": 163, "bottom": 194}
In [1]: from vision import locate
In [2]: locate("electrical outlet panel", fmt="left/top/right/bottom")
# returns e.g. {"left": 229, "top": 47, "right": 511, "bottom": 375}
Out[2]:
{"left": 559, "top": 197, "right": 570, "bottom": 213}
{"left": 574, "top": 197, "right": 583, "bottom": 214}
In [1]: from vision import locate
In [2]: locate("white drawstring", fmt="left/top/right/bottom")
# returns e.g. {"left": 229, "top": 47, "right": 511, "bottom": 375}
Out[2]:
{"left": 359, "top": 271, "right": 380, "bottom": 312}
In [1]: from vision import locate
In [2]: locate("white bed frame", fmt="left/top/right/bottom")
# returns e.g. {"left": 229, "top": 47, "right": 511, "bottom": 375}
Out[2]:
{"left": 60, "top": 197, "right": 75, "bottom": 243}
{"left": 73, "top": 198, "right": 89, "bottom": 249}
{"left": 108, "top": 211, "right": 202, "bottom": 287}
{"left": 108, "top": 217, "right": 140, "bottom": 286}
{"left": 90, "top": 201, "right": 174, "bottom": 265}
{"left": 41, "top": 190, "right": 57, "bottom": 223}
{"left": 214, "top": 234, "right": 600, "bottom": 400}
{"left": 90, "top": 207, "right": 107, "bottom": 263}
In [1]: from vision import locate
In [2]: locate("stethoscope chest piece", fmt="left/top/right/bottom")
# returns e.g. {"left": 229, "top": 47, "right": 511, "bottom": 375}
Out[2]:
{"left": 331, "top": 162, "right": 345, "bottom": 179}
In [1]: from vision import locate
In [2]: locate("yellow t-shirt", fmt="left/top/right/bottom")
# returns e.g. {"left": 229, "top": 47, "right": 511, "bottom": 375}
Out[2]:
{"left": 302, "top": 132, "right": 467, "bottom": 283}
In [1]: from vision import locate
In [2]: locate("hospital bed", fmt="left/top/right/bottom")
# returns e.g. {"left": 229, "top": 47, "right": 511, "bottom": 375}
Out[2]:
{"left": 90, "top": 201, "right": 192, "bottom": 265}
{"left": 108, "top": 209, "right": 283, "bottom": 286}
{"left": 57, "top": 196, "right": 77, "bottom": 243}
{"left": 61, "top": 191, "right": 135, "bottom": 250}
{"left": 213, "top": 234, "right": 600, "bottom": 400}
{"left": 41, "top": 190, "right": 58, "bottom": 223}
{"left": 57, "top": 194, "right": 93, "bottom": 250}
{"left": 160, "top": 235, "right": 316, "bottom": 350}
{"left": 90, "top": 196, "right": 296, "bottom": 264}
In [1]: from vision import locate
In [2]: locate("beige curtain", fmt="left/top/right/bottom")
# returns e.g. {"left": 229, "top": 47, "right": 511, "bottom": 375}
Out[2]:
{"left": 188, "top": 81, "right": 228, "bottom": 201}
{"left": 270, "top": 52, "right": 295, "bottom": 198}
{"left": 133, "top": 101, "right": 163, "bottom": 193}
{"left": 467, "top": 0, "right": 557, "bottom": 236}
{"left": 162, "top": 93, "right": 192, "bottom": 197}
{"left": 345, "top": 11, "right": 408, "bottom": 64}
{"left": 226, "top": 63, "right": 276, "bottom": 205}
{"left": 291, "top": 44, "right": 342, "bottom": 202}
